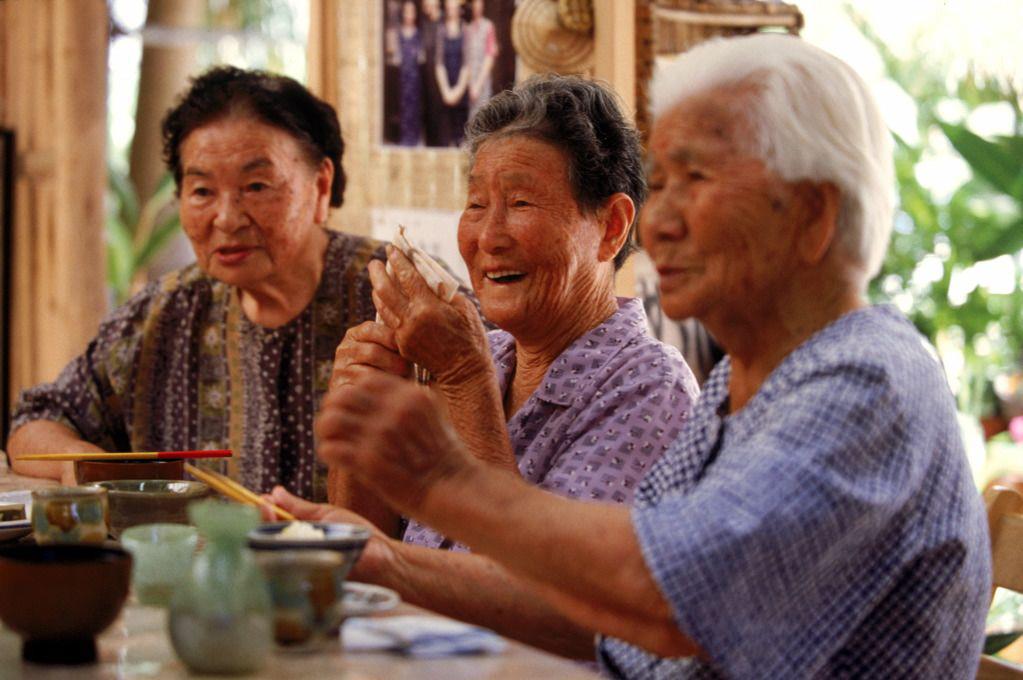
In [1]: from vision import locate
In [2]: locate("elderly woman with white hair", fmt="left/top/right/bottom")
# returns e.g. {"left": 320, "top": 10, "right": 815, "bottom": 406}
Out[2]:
{"left": 284, "top": 34, "right": 991, "bottom": 677}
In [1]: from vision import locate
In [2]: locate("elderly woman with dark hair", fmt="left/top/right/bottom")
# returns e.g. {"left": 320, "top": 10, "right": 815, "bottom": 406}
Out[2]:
{"left": 325, "top": 74, "right": 699, "bottom": 543}
{"left": 7, "top": 66, "right": 418, "bottom": 500}
{"left": 263, "top": 73, "right": 697, "bottom": 657}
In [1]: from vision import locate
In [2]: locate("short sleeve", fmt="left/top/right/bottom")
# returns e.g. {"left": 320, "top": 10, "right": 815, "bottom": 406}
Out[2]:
{"left": 540, "top": 346, "right": 698, "bottom": 504}
{"left": 10, "top": 292, "right": 153, "bottom": 451}
{"left": 631, "top": 364, "right": 920, "bottom": 677}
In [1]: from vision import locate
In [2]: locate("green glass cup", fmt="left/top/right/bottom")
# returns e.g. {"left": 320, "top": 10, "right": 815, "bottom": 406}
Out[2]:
{"left": 121, "top": 523, "right": 199, "bottom": 607}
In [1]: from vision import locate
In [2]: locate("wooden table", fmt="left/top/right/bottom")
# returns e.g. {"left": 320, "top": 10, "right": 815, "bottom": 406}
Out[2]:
{"left": 0, "top": 458, "right": 599, "bottom": 679}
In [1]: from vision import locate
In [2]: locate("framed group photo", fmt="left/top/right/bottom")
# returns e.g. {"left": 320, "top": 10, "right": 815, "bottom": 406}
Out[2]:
{"left": 381, "top": 0, "right": 518, "bottom": 148}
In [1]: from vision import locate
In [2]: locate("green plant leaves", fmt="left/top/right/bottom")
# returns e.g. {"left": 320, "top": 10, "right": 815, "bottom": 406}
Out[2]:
{"left": 940, "top": 122, "right": 1023, "bottom": 200}
{"left": 105, "top": 170, "right": 181, "bottom": 303}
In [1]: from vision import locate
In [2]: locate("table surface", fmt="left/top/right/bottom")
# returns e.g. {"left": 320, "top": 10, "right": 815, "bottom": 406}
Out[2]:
{"left": 0, "top": 456, "right": 599, "bottom": 679}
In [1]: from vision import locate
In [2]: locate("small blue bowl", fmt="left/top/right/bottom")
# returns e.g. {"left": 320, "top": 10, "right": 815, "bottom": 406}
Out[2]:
{"left": 248, "top": 522, "right": 370, "bottom": 551}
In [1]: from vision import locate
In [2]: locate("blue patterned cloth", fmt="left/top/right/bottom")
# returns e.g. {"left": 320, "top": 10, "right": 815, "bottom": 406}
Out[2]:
{"left": 598, "top": 305, "right": 991, "bottom": 679}
{"left": 404, "top": 297, "right": 700, "bottom": 549}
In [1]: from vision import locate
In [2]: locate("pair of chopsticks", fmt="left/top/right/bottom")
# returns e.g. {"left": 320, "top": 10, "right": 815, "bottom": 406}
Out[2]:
{"left": 183, "top": 463, "right": 295, "bottom": 522}
{"left": 16, "top": 449, "right": 232, "bottom": 462}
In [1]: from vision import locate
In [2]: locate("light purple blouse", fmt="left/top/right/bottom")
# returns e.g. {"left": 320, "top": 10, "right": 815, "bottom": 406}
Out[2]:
{"left": 403, "top": 297, "right": 700, "bottom": 550}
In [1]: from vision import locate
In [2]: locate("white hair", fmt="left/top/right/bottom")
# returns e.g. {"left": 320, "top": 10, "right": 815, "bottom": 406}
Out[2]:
{"left": 651, "top": 34, "right": 895, "bottom": 280}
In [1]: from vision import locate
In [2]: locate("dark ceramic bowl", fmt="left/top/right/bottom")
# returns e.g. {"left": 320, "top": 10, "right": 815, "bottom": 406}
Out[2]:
{"left": 74, "top": 458, "right": 185, "bottom": 485}
{"left": 0, "top": 544, "right": 132, "bottom": 664}
{"left": 85, "top": 480, "right": 210, "bottom": 539}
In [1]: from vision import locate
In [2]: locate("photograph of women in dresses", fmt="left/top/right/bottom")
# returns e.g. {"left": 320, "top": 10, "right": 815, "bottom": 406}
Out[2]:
{"left": 382, "top": 0, "right": 517, "bottom": 148}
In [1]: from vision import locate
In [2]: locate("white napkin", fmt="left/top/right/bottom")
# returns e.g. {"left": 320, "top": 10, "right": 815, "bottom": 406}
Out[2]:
{"left": 341, "top": 615, "right": 507, "bottom": 658}
{"left": 388, "top": 225, "right": 459, "bottom": 303}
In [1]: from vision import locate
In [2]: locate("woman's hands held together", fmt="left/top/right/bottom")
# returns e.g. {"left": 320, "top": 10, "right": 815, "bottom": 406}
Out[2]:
{"left": 314, "top": 372, "right": 480, "bottom": 520}
{"left": 330, "top": 320, "right": 411, "bottom": 390}
{"left": 369, "top": 247, "right": 491, "bottom": 388}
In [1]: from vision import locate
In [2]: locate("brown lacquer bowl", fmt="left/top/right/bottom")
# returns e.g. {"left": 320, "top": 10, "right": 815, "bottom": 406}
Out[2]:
{"left": 0, "top": 544, "right": 132, "bottom": 664}
{"left": 74, "top": 458, "right": 185, "bottom": 485}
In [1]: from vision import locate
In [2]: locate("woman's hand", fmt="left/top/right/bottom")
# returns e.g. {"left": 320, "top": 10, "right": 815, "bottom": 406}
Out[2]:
{"left": 315, "top": 372, "right": 480, "bottom": 518}
{"left": 369, "top": 248, "right": 491, "bottom": 387}
{"left": 260, "top": 485, "right": 398, "bottom": 583}
{"left": 330, "top": 321, "right": 411, "bottom": 390}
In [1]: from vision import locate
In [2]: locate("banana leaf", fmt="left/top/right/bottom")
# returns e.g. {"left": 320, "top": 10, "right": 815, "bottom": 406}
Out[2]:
{"left": 939, "top": 122, "right": 1023, "bottom": 201}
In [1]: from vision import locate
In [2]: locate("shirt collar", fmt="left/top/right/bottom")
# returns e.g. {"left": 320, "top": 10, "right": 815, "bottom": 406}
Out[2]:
{"left": 490, "top": 298, "right": 651, "bottom": 408}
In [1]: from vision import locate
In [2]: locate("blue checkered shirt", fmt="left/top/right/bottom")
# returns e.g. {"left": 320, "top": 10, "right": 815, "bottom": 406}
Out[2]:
{"left": 598, "top": 306, "right": 991, "bottom": 678}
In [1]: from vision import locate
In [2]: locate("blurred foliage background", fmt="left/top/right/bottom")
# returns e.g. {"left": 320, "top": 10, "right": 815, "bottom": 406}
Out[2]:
{"left": 852, "top": 10, "right": 1023, "bottom": 419}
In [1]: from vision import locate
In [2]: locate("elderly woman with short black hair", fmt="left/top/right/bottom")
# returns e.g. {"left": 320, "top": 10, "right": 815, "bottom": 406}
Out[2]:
{"left": 8, "top": 66, "right": 410, "bottom": 500}
{"left": 324, "top": 74, "right": 699, "bottom": 544}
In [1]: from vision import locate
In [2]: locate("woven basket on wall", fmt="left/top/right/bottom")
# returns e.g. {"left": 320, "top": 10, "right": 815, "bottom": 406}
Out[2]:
{"left": 557, "top": 0, "right": 594, "bottom": 34}
{"left": 653, "top": 0, "right": 803, "bottom": 55}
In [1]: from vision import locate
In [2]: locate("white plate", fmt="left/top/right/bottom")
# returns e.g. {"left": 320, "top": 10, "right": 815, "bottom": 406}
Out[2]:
{"left": 0, "top": 490, "right": 33, "bottom": 543}
{"left": 342, "top": 582, "right": 400, "bottom": 617}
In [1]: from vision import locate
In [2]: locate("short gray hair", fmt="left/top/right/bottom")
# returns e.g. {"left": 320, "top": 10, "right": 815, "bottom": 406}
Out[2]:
{"left": 465, "top": 74, "right": 646, "bottom": 270}
{"left": 651, "top": 34, "right": 895, "bottom": 280}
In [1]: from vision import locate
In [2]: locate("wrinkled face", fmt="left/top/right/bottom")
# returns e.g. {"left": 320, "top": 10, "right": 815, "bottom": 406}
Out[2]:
{"left": 178, "top": 116, "right": 331, "bottom": 291}
{"left": 458, "top": 136, "right": 604, "bottom": 338}
{"left": 641, "top": 85, "right": 812, "bottom": 324}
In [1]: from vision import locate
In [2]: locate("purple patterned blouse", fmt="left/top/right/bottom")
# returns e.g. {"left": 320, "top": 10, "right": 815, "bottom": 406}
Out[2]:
{"left": 403, "top": 297, "right": 700, "bottom": 549}
{"left": 11, "top": 230, "right": 386, "bottom": 501}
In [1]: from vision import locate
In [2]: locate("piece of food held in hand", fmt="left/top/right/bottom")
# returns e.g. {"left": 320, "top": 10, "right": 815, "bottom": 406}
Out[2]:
{"left": 389, "top": 225, "right": 460, "bottom": 303}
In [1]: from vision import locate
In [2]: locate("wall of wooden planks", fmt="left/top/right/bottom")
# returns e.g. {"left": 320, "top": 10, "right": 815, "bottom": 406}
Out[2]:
{"left": 0, "top": 0, "right": 109, "bottom": 412}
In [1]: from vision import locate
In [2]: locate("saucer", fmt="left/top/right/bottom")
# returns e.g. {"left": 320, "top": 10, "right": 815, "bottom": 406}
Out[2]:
{"left": 0, "top": 491, "right": 33, "bottom": 543}
{"left": 342, "top": 582, "right": 400, "bottom": 617}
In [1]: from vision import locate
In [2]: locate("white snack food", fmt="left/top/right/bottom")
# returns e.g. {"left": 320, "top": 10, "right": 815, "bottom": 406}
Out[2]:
{"left": 277, "top": 520, "right": 327, "bottom": 540}
{"left": 389, "top": 225, "right": 459, "bottom": 303}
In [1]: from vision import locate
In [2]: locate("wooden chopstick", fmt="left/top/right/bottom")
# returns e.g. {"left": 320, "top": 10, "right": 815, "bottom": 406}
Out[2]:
{"left": 183, "top": 463, "right": 296, "bottom": 522}
{"left": 17, "top": 450, "right": 232, "bottom": 461}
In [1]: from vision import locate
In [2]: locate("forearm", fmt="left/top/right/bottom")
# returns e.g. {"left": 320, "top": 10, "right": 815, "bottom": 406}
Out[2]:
{"left": 453, "top": 67, "right": 470, "bottom": 97}
{"left": 436, "top": 64, "right": 452, "bottom": 97}
{"left": 417, "top": 463, "right": 698, "bottom": 658}
{"left": 474, "top": 55, "right": 495, "bottom": 92}
{"left": 326, "top": 466, "right": 403, "bottom": 538}
{"left": 370, "top": 539, "right": 597, "bottom": 659}
{"left": 7, "top": 420, "right": 102, "bottom": 482}
{"left": 437, "top": 375, "right": 518, "bottom": 473}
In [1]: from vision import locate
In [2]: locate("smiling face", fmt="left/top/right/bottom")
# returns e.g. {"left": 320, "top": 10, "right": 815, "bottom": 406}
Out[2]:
{"left": 641, "top": 85, "right": 814, "bottom": 327}
{"left": 178, "top": 115, "right": 332, "bottom": 292}
{"left": 458, "top": 135, "right": 607, "bottom": 341}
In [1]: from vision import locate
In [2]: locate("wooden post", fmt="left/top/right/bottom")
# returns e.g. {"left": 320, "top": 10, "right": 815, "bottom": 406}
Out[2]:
{"left": 0, "top": 0, "right": 109, "bottom": 411}
{"left": 129, "top": 0, "right": 205, "bottom": 203}
{"left": 593, "top": 0, "right": 638, "bottom": 298}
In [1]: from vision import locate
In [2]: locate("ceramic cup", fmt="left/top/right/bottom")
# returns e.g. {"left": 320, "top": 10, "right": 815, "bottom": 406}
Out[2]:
{"left": 121, "top": 523, "right": 199, "bottom": 607}
{"left": 31, "top": 487, "right": 108, "bottom": 545}
{"left": 256, "top": 550, "right": 350, "bottom": 650}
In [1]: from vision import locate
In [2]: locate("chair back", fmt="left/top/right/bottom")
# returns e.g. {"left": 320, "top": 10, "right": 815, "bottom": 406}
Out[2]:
{"left": 979, "top": 486, "right": 1023, "bottom": 679}
{"left": 988, "top": 486, "right": 1023, "bottom": 600}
